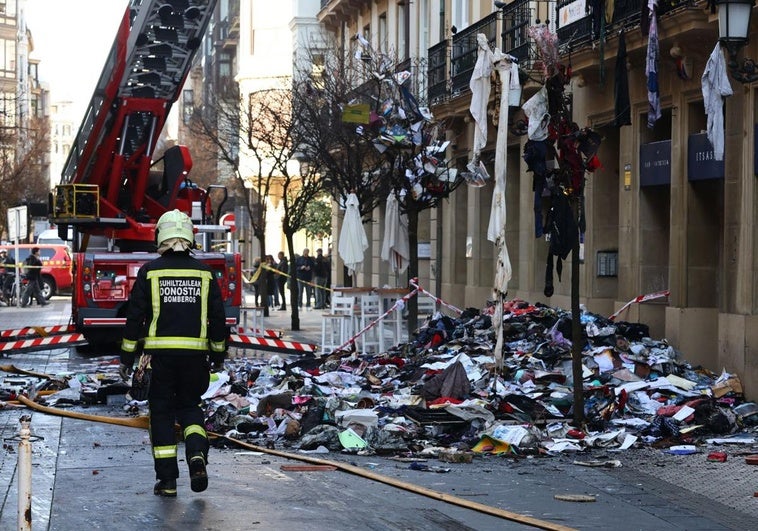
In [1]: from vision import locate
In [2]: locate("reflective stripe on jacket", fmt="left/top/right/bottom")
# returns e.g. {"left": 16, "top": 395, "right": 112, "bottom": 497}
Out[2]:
{"left": 121, "top": 251, "right": 226, "bottom": 358}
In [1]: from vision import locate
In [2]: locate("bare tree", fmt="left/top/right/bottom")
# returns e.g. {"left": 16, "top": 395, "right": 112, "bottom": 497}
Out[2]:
{"left": 0, "top": 115, "right": 50, "bottom": 239}
{"left": 294, "top": 37, "right": 463, "bottom": 332}
{"left": 190, "top": 78, "right": 325, "bottom": 330}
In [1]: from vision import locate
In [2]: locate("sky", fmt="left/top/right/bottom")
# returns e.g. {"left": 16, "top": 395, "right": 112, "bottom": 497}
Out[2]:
{"left": 24, "top": 0, "right": 126, "bottom": 117}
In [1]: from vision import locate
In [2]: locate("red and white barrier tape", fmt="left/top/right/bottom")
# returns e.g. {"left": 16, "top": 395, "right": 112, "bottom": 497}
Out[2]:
{"left": 0, "top": 334, "right": 87, "bottom": 353}
{"left": 235, "top": 327, "right": 282, "bottom": 339}
{"left": 409, "top": 279, "right": 463, "bottom": 315}
{"left": 0, "top": 325, "right": 76, "bottom": 339}
{"left": 332, "top": 288, "right": 419, "bottom": 354}
{"left": 609, "top": 290, "right": 670, "bottom": 321}
{"left": 228, "top": 333, "right": 317, "bottom": 355}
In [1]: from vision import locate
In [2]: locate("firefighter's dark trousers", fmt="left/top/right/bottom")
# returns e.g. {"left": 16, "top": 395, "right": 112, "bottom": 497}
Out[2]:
{"left": 148, "top": 354, "right": 210, "bottom": 481}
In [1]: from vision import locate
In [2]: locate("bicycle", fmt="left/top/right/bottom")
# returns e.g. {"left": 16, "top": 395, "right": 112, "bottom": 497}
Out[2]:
{"left": 2, "top": 274, "right": 29, "bottom": 307}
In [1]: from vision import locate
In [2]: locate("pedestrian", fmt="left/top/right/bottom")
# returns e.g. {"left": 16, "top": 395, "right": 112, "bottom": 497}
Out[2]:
{"left": 0, "top": 250, "right": 15, "bottom": 303}
{"left": 276, "top": 251, "right": 288, "bottom": 310}
{"left": 265, "top": 254, "right": 278, "bottom": 307}
{"left": 21, "top": 247, "right": 48, "bottom": 307}
{"left": 295, "top": 248, "right": 315, "bottom": 309}
{"left": 119, "top": 209, "right": 227, "bottom": 497}
{"left": 325, "top": 246, "right": 332, "bottom": 307}
{"left": 251, "top": 257, "right": 262, "bottom": 306}
{"left": 313, "top": 248, "right": 329, "bottom": 309}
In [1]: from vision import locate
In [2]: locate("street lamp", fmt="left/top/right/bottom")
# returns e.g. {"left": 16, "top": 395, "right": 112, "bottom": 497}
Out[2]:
{"left": 717, "top": 0, "right": 758, "bottom": 83}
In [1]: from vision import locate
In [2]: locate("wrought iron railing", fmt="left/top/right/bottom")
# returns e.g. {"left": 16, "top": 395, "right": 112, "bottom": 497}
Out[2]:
{"left": 427, "top": 40, "right": 448, "bottom": 103}
{"left": 555, "top": 0, "right": 593, "bottom": 46}
{"left": 450, "top": 12, "right": 499, "bottom": 95}
{"left": 556, "top": 0, "right": 695, "bottom": 47}
{"left": 502, "top": 0, "right": 531, "bottom": 63}
{"left": 425, "top": 0, "right": 701, "bottom": 104}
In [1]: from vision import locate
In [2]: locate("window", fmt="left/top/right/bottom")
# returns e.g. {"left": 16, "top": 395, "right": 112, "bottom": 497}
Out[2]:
{"left": 28, "top": 63, "right": 38, "bottom": 87}
{"left": 0, "top": 38, "right": 16, "bottom": 77}
{"left": 397, "top": 3, "right": 408, "bottom": 60}
{"left": 0, "top": 0, "right": 16, "bottom": 25}
{"left": 219, "top": 52, "right": 232, "bottom": 78}
{"left": 249, "top": 2, "right": 255, "bottom": 55}
{"left": 452, "top": 0, "right": 469, "bottom": 32}
{"left": 0, "top": 92, "right": 15, "bottom": 127}
{"left": 378, "top": 13, "right": 387, "bottom": 53}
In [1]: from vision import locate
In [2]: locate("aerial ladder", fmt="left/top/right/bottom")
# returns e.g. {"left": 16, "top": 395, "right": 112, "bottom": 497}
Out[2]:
{"left": 52, "top": 0, "right": 220, "bottom": 246}
{"left": 38, "top": 0, "right": 315, "bottom": 356}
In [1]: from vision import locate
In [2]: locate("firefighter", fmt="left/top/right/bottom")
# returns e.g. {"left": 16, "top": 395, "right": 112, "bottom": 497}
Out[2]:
{"left": 119, "top": 209, "right": 227, "bottom": 497}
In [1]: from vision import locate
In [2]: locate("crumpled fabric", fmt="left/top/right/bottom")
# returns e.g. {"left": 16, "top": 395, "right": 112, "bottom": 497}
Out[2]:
{"left": 421, "top": 360, "right": 471, "bottom": 401}
{"left": 522, "top": 86, "right": 550, "bottom": 141}
{"left": 613, "top": 31, "right": 632, "bottom": 127}
{"left": 469, "top": 33, "right": 494, "bottom": 155}
{"left": 157, "top": 237, "right": 192, "bottom": 255}
{"left": 701, "top": 43, "right": 733, "bottom": 160}
{"left": 645, "top": 1, "right": 661, "bottom": 128}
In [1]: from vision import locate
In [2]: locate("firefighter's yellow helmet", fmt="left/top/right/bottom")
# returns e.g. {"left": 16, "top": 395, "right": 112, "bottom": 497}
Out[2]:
{"left": 156, "top": 209, "right": 194, "bottom": 246}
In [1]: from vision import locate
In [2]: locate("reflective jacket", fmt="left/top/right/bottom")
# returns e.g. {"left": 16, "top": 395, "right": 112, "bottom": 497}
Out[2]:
{"left": 120, "top": 250, "right": 226, "bottom": 366}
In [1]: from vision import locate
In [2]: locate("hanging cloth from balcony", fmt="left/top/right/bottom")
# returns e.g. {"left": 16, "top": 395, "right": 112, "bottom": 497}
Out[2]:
{"left": 645, "top": 2, "right": 661, "bottom": 128}
{"left": 522, "top": 86, "right": 550, "bottom": 141}
{"left": 487, "top": 50, "right": 516, "bottom": 370}
{"left": 613, "top": 31, "right": 632, "bottom": 127}
{"left": 701, "top": 43, "right": 733, "bottom": 161}
{"left": 469, "top": 33, "right": 494, "bottom": 157}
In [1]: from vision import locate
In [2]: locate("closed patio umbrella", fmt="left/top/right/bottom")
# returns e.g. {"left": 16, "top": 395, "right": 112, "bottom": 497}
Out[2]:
{"left": 338, "top": 193, "right": 369, "bottom": 278}
{"left": 380, "top": 191, "right": 410, "bottom": 274}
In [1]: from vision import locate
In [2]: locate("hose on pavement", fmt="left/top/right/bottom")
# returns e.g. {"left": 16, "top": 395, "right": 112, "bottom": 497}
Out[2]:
{"left": 17, "top": 395, "right": 575, "bottom": 531}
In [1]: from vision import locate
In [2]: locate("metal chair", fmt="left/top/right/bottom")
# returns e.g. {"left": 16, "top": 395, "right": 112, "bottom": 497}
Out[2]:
{"left": 416, "top": 294, "right": 438, "bottom": 320}
{"left": 240, "top": 306, "right": 265, "bottom": 335}
{"left": 358, "top": 294, "right": 382, "bottom": 354}
{"left": 321, "top": 296, "right": 355, "bottom": 354}
{"left": 379, "top": 293, "right": 406, "bottom": 348}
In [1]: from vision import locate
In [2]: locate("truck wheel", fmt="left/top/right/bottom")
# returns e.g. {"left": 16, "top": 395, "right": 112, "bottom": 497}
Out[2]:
{"left": 41, "top": 276, "right": 56, "bottom": 300}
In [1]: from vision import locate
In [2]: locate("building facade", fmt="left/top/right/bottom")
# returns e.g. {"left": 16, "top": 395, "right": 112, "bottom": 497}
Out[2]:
{"left": 315, "top": 0, "right": 758, "bottom": 398}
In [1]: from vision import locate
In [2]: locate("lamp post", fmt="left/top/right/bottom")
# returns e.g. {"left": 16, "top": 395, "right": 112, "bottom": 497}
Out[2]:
{"left": 717, "top": 0, "right": 758, "bottom": 83}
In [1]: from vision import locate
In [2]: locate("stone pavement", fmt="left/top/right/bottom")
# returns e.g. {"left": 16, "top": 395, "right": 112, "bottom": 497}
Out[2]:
{"left": 1, "top": 297, "right": 758, "bottom": 530}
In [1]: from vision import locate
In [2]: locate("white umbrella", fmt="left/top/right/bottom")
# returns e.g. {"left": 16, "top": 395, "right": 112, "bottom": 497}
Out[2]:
{"left": 338, "top": 193, "right": 369, "bottom": 277}
{"left": 469, "top": 33, "right": 494, "bottom": 157}
{"left": 487, "top": 50, "right": 517, "bottom": 369}
{"left": 380, "top": 192, "right": 410, "bottom": 274}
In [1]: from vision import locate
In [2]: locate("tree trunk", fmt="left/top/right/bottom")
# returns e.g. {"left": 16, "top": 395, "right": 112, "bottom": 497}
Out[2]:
{"left": 570, "top": 196, "right": 584, "bottom": 426}
{"left": 407, "top": 206, "right": 419, "bottom": 335}
{"left": 256, "top": 234, "right": 269, "bottom": 317}
{"left": 285, "top": 233, "right": 300, "bottom": 331}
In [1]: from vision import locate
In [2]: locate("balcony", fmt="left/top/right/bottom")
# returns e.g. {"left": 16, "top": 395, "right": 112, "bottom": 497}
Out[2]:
{"left": 427, "top": 0, "right": 532, "bottom": 105}
{"left": 427, "top": 40, "right": 448, "bottom": 104}
{"left": 450, "top": 12, "right": 499, "bottom": 95}
{"left": 555, "top": 0, "right": 695, "bottom": 49}
{"left": 427, "top": 0, "right": 708, "bottom": 106}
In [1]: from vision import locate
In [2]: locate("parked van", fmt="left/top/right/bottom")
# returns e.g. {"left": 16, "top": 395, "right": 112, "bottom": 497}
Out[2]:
{"left": 0, "top": 244, "right": 73, "bottom": 299}
{"left": 37, "top": 227, "right": 73, "bottom": 246}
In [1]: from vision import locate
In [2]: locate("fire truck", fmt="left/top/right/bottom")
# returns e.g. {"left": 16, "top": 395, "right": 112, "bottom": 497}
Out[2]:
{"left": 50, "top": 0, "right": 241, "bottom": 346}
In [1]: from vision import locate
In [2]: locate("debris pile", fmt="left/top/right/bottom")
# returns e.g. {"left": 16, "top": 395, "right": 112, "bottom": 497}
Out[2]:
{"left": 194, "top": 300, "right": 756, "bottom": 457}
